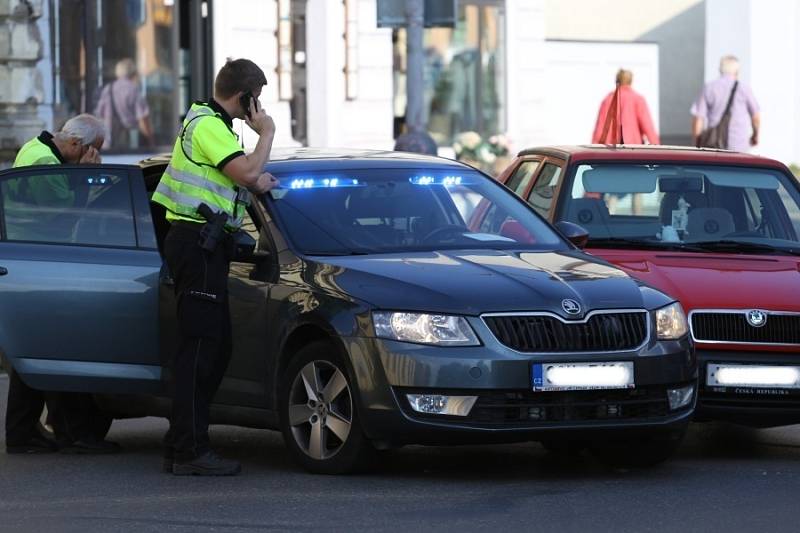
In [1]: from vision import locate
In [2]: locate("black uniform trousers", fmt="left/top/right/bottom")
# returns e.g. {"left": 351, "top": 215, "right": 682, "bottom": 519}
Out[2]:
{"left": 162, "top": 222, "right": 233, "bottom": 462}
{"left": 5, "top": 370, "right": 98, "bottom": 446}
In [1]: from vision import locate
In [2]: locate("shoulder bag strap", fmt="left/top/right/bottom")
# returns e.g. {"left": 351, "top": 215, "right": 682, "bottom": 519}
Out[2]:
{"left": 599, "top": 84, "right": 622, "bottom": 145}
{"left": 109, "top": 81, "right": 124, "bottom": 126}
{"left": 722, "top": 81, "right": 739, "bottom": 118}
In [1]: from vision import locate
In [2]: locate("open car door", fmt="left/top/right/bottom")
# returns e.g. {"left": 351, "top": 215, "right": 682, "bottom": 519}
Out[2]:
{"left": 0, "top": 164, "right": 162, "bottom": 394}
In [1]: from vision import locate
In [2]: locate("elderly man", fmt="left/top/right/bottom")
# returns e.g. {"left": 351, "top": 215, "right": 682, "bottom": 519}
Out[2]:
{"left": 691, "top": 55, "right": 761, "bottom": 151}
{"left": 5, "top": 114, "right": 119, "bottom": 455}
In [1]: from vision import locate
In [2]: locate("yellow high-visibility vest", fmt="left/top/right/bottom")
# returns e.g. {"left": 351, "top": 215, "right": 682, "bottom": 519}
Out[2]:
{"left": 152, "top": 103, "right": 249, "bottom": 231}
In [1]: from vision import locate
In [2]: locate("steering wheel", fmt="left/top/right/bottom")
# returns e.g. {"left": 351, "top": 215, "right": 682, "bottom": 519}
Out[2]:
{"left": 421, "top": 224, "right": 469, "bottom": 244}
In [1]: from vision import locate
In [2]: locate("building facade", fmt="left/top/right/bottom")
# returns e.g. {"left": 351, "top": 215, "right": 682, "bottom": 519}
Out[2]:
{"left": 1, "top": 0, "right": 798, "bottom": 169}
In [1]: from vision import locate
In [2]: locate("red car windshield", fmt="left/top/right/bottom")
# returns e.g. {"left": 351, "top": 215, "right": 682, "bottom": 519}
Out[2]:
{"left": 561, "top": 164, "right": 800, "bottom": 256}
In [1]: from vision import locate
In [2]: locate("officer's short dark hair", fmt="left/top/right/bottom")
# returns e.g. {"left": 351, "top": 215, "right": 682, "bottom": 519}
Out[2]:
{"left": 214, "top": 59, "right": 267, "bottom": 99}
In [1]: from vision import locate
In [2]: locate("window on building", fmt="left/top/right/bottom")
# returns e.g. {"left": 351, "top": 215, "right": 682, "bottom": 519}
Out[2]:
{"left": 392, "top": 1, "right": 506, "bottom": 146}
{"left": 56, "top": 0, "right": 177, "bottom": 154}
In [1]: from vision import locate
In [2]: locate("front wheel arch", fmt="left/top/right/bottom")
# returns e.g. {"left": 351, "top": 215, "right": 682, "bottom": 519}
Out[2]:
{"left": 273, "top": 324, "right": 355, "bottom": 409}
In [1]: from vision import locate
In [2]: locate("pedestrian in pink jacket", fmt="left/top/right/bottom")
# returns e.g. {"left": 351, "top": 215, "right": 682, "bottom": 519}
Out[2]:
{"left": 592, "top": 69, "right": 660, "bottom": 145}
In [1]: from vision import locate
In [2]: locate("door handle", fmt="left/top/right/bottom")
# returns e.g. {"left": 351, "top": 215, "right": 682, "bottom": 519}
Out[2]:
{"left": 0, "top": 266, "right": 7, "bottom": 276}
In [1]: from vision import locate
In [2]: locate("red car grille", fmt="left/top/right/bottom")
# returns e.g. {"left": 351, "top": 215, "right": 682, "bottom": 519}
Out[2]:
{"left": 691, "top": 312, "right": 800, "bottom": 345}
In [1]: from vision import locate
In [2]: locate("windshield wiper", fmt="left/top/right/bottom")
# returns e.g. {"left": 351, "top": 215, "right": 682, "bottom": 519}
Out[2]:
{"left": 305, "top": 250, "right": 373, "bottom": 256}
{"left": 689, "top": 240, "right": 800, "bottom": 256}
{"left": 586, "top": 238, "right": 705, "bottom": 252}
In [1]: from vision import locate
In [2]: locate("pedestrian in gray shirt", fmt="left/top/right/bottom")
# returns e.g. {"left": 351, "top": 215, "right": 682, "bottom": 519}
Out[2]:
{"left": 691, "top": 55, "right": 760, "bottom": 152}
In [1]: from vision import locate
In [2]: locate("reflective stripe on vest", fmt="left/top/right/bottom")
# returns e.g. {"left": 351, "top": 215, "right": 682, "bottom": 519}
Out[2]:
{"left": 151, "top": 104, "right": 249, "bottom": 231}
{"left": 14, "top": 138, "right": 60, "bottom": 168}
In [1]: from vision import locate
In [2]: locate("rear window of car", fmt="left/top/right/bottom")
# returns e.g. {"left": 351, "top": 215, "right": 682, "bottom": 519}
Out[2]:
{"left": 0, "top": 169, "right": 137, "bottom": 248}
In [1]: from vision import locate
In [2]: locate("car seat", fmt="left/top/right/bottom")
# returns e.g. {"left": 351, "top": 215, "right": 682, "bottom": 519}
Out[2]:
{"left": 685, "top": 207, "right": 735, "bottom": 241}
{"left": 565, "top": 197, "right": 612, "bottom": 238}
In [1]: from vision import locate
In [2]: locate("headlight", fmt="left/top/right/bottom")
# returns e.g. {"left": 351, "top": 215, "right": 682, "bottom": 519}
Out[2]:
{"left": 655, "top": 302, "right": 688, "bottom": 340}
{"left": 372, "top": 311, "right": 480, "bottom": 346}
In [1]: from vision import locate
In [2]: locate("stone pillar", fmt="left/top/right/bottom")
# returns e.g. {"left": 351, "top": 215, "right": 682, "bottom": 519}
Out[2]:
{"left": 0, "top": 0, "right": 46, "bottom": 165}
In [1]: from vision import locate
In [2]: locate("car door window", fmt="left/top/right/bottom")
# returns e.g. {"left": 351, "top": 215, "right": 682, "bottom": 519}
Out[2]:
{"left": 1, "top": 168, "right": 136, "bottom": 248}
{"left": 505, "top": 160, "right": 541, "bottom": 195}
{"left": 526, "top": 163, "right": 562, "bottom": 217}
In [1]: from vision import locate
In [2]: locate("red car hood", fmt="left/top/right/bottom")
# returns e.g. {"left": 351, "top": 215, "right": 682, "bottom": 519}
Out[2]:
{"left": 587, "top": 248, "right": 800, "bottom": 351}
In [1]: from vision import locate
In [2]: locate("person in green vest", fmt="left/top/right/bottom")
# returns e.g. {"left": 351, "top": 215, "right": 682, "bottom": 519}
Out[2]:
{"left": 152, "top": 58, "right": 278, "bottom": 476}
{"left": 6, "top": 114, "right": 121, "bottom": 455}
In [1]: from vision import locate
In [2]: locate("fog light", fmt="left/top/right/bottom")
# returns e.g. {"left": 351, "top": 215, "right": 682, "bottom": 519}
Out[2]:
{"left": 406, "top": 394, "right": 477, "bottom": 417}
{"left": 667, "top": 384, "right": 695, "bottom": 410}
{"left": 528, "top": 407, "right": 544, "bottom": 420}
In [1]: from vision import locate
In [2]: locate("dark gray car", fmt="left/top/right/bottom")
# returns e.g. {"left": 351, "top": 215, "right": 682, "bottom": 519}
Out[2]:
{"left": 0, "top": 149, "right": 697, "bottom": 473}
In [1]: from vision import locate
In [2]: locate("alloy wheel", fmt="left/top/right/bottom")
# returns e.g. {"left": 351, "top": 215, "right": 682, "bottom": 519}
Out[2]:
{"left": 288, "top": 360, "right": 353, "bottom": 460}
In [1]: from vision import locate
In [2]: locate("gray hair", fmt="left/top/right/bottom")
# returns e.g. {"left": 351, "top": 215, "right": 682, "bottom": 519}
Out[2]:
{"left": 720, "top": 55, "right": 740, "bottom": 76}
{"left": 115, "top": 58, "right": 137, "bottom": 80}
{"left": 56, "top": 114, "right": 105, "bottom": 145}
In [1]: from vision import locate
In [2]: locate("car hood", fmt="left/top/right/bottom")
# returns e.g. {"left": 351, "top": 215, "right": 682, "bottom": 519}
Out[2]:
{"left": 309, "top": 249, "right": 662, "bottom": 315}
{"left": 590, "top": 249, "right": 800, "bottom": 312}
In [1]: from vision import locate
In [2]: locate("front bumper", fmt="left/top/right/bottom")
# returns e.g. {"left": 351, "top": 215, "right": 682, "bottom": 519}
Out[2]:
{"left": 696, "top": 348, "right": 800, "bottom": 427}
{"left": 343, "top": 328, "right": 697, "bottom": 445}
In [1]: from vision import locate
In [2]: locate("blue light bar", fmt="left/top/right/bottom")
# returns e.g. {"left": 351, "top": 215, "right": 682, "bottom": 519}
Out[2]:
{"left": 409, "top": 175, "right": 467, "bottom": 186}
{"left": 288, "top": 177, "right": 362, "bottom": 189}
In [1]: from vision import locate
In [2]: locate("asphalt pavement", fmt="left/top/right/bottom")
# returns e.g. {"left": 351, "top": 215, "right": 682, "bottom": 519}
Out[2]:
{"left": 1, "top": 373, "right": 799, "bottom": 533}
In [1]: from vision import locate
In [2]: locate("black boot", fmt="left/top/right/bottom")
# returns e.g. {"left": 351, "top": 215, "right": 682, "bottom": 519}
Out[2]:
{"left": 6, "top": 435, "right": 59, "bottom": 454}
{"left": 172, "top": 451, "right": 241, "bottom": 476}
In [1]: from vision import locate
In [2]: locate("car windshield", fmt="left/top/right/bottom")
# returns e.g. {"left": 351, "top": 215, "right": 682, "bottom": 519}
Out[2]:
{"left": 266, "top": 168, "right": 567, "bottom": 255}
{"left": 562, "top": 164, "right": 800, "bottom": 255}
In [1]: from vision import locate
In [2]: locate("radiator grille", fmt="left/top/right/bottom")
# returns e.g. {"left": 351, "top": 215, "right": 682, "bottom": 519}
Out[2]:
{"left": 484, "top": 312, "right": 648, "bottom": 353}
{"left": 691, "top": 312, "right": 800, "bottom": 345}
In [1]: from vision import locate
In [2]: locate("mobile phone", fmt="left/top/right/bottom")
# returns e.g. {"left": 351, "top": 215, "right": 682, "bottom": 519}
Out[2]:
{"left": 239, "top": 91, "right": 255, "bottom": 119}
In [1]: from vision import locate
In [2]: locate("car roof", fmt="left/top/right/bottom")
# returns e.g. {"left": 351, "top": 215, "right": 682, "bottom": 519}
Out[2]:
{"left": 518, "top": 144, "right": 789, "bottom": 170}
{"left": 139, "top": 148, "right": 469, "bottom": 173}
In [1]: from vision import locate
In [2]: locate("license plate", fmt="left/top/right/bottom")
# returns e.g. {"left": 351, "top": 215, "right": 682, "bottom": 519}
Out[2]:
{"left": 532, "top": 362, "right": 635, "bottom": 392}
{"left": 707, "top": 364, "right": 800, "bottom": 390}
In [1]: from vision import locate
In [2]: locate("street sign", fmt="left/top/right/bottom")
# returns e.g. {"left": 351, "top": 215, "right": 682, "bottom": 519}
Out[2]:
{"left": 376, "top": 0, "right": 457, "bottom": 28}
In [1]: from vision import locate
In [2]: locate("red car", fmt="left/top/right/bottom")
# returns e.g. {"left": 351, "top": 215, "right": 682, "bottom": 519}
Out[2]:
{"left": 496, "top": 145, "right": 800, "bottom": 427}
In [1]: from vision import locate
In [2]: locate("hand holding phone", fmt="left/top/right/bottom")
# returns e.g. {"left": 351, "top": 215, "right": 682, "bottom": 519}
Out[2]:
{"left": 243, "top": 94, "right": 275, "bottom": 137}
{"left": 239, "top": 91, "right": 254, "bottom": 120}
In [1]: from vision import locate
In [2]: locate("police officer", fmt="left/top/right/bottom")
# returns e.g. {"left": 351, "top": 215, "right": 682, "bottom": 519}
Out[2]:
{"left": 5, "top": 114, "right": 120, "bottom": 454}
{"left": 152, "top": 59, "right": 278, "bottom": 476}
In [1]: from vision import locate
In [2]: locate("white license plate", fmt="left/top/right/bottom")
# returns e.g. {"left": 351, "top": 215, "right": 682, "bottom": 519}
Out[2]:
{"left": 707, "top": 364, "right": 800, "bottom": 389}
{"left": 532, "top": 362, "right": 635, "bottom": 392}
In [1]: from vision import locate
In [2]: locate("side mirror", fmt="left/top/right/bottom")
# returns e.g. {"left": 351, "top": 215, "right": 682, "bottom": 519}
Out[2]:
{"left": 233, "top": 231, "right": 257, "bottom": 262}
{"left": 554, "top": 221, "right": 589, "bottom": 249}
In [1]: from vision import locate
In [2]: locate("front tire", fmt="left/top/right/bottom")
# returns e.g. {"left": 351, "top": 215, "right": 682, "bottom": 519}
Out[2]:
{"left": 589, "top": 429, "right": 686, "bottom": 468}
{"left": 278, "top": 341, "right": 372, "bottom": 474}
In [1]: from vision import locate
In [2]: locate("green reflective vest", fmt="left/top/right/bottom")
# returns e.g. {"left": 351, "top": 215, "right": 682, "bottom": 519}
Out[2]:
{"left": 10, "top": 133, "right": 73, "bottom": 206}
{"left": 151, "top": 103, "right": 249, "bottom": 230}
{"left": 14, "top": 135, "right": 61, "bottom": 168}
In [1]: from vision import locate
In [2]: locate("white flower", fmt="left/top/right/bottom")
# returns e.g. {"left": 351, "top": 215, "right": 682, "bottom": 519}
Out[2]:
{"left": 478, "top": 145, "right": 496, "bottom": 164}
{"left": 458, "top": 131, "right": 482, "bottom": 150}
{"left": 453, "top": 142, "right": 463, "bottom": 154}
